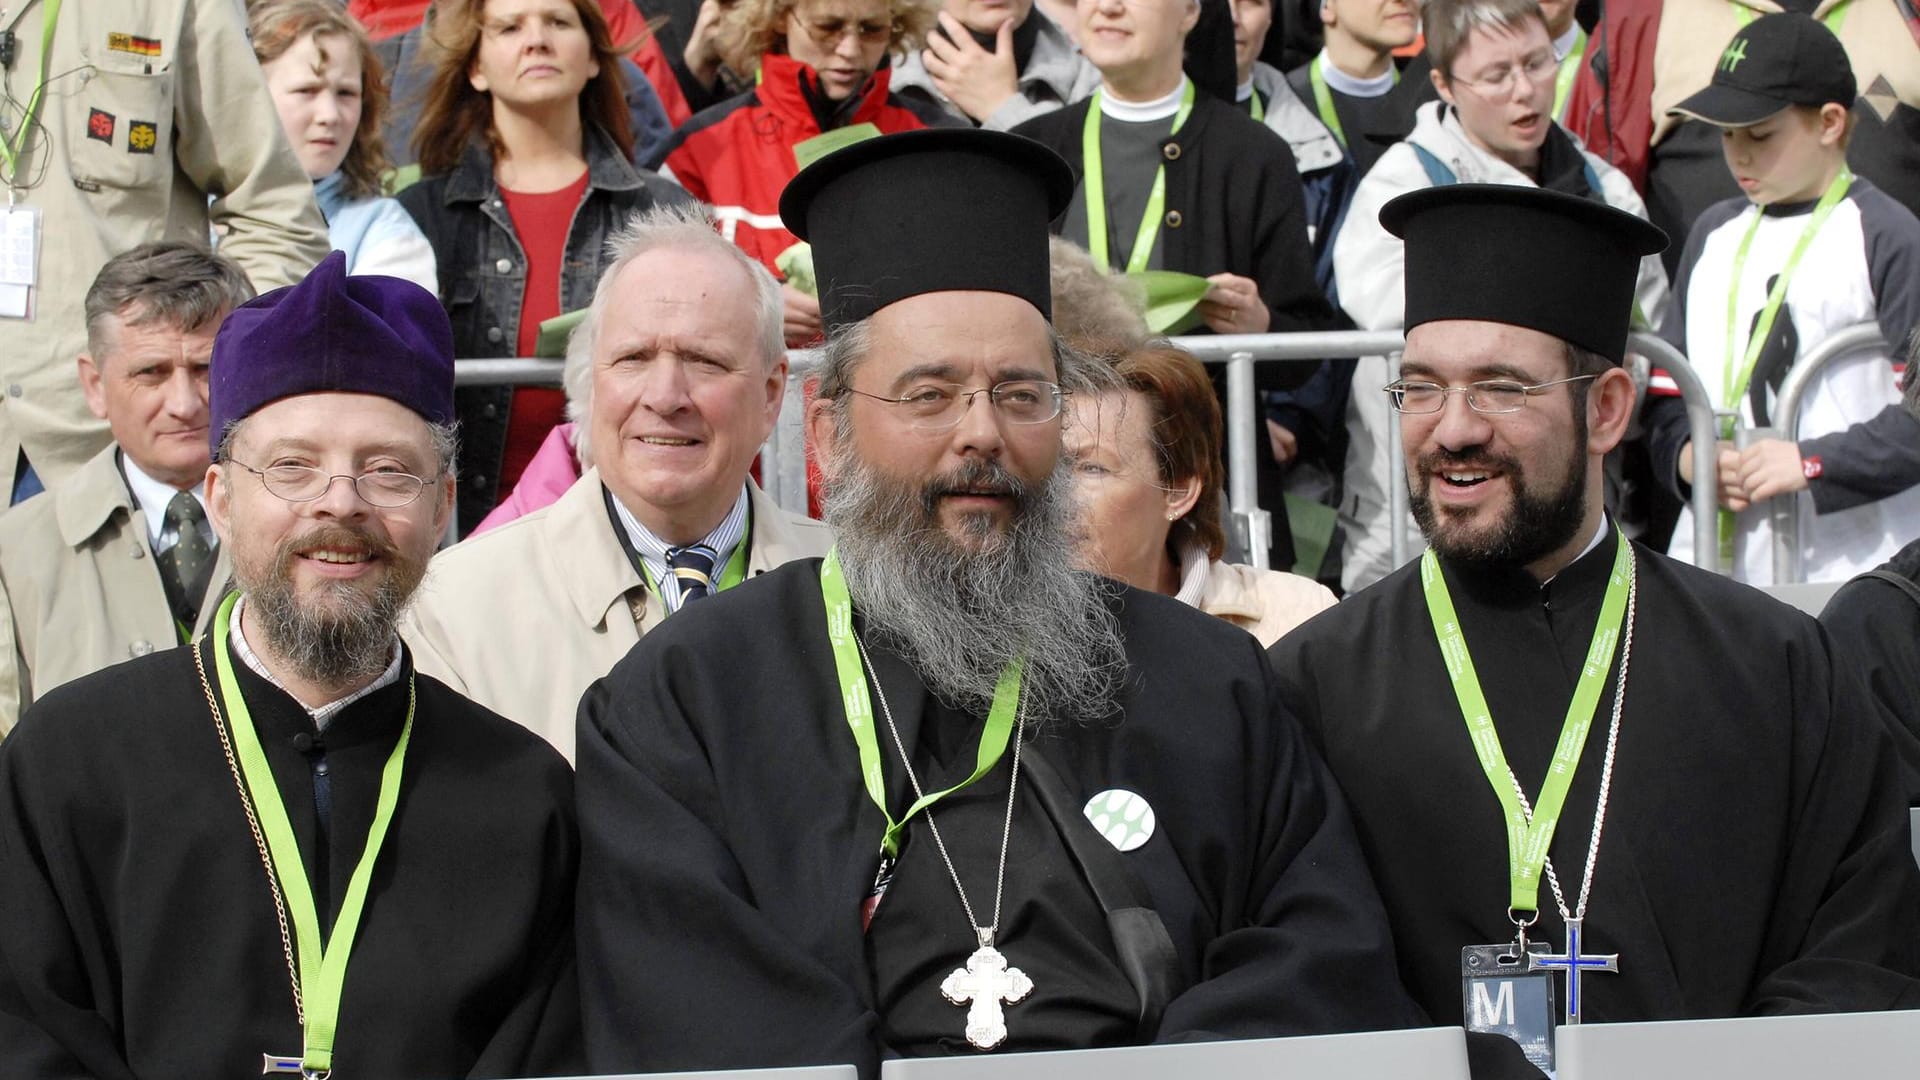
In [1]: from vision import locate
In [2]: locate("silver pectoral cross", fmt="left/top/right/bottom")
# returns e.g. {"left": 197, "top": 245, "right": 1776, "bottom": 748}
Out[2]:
{"left": 1526, "top": 917, "right": 1619, "bottom": 1024}
{"left": 939, "top": 934, "right": 1034, "bottom": 1050}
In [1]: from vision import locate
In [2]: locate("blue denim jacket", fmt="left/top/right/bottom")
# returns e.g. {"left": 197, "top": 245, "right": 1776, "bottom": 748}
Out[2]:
{"left": 397, "top": 126, "right": 693, "bottom": 535}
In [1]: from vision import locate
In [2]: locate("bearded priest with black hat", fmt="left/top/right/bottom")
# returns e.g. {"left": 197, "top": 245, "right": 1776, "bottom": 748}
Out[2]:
{"left": 576, "top": 128, "right": 1422, "bottom": 1076}
{"left": 1269, "top": 185, "right": 1920, "bottom": 1077}
{"left": 0, "top": 254, "right": 581, "bottom": 1078}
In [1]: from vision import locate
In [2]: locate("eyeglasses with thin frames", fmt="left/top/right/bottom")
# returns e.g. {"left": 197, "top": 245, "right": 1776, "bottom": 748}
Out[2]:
{"left": 790, "top": 11, "right": 897, "bottom": 47}
{"left": 844, "top": 380, "right": 1066, "bottom": 433}
{"left": 227, "top": 460, "right": 435, "bottom": 508}
{"left": 1383, "top": 374, "right": 1598, "bottom": 415}
{"left": 1447, "top": 49, "right": 1558, "bottom": 99}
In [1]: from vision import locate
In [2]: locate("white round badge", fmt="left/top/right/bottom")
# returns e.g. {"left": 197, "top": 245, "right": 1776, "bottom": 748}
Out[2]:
{"left": 1083, "top": 789, "right": 1155, "bottom": 852}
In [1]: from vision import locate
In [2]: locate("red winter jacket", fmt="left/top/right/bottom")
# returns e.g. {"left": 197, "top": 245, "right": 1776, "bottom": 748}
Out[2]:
{"left": 654, "top": 52, "right": 953, "bottom": 273}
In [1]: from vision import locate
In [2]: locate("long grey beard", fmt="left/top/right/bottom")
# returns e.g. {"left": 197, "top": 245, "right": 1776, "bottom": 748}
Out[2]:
{"left": 239, "top": 527, "right": 420, "bottom": 689}
{"left": 824, "top": 450, "right": 1127, "bottom": 727}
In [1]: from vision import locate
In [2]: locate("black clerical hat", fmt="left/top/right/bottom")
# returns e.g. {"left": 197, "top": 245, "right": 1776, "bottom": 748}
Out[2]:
{"left": 1381, "top": 185, "right": 1668, "bottom": 364}
{"left": 778, "top": 129, "right": 1075, "bottom": 331}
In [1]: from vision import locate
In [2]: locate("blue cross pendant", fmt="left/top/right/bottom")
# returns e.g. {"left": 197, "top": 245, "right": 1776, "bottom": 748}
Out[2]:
{"left": 1526, "top": 917, "right": 1618, "bottom": 1024}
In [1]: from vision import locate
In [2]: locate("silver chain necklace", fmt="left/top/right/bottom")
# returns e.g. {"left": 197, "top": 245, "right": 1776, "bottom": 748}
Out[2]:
{"left": 855, "top": 632, "right": 1033, "bottom": 1051}
{"left": 1509, "top": 550, "right": 1637, "bottom": 1023}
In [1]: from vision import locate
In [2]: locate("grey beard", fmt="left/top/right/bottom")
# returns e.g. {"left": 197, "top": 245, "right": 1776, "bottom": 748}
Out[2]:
{"left": 823, "top": 448, "right": 1128, "bottom": 727}
{"left": 238, "top": 527, "right": 421, "bottom": 690}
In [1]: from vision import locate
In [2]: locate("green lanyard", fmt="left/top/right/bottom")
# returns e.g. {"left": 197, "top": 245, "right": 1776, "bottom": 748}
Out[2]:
{"left": 636, "top": 533, "right": 751, "bottom": 609}
{"left": 1081, "top": 80, "right": 1197, "bottom": 274}
{"left": 1552, "top": 27, "right": 1587, "bottom": 123}
{"left": 1247, "top": 90, "right": 1265, "bottom": 123}
{"left": 1420, "top": 531, "right": 1634, "bottom": 913}
{"left": 820, "top": 548, "right": 1023, "bottom": 859}
{"left": 0, "top": 0, "right": 62, "bottom": 185}
{"left": 1716, "top": 169, "right": 1852, "bottom": 561}
{"left": 1306, "top": 56, "right": 1398, "bottom": 152}
{"left": 209, "top": 591, "right": 413, "bottom": 1075}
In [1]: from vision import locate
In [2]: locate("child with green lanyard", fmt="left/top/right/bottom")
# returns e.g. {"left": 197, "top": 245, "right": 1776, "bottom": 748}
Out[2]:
{"left": 1647, "top": 11, "right": 1920, "bottom": 585}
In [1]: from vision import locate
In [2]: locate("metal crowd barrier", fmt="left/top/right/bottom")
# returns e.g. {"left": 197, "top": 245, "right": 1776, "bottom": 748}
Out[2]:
{"left": 448, "top": 330, "right": 1741, "bottom": 576}
{"left": 1766, "top": 323, "right": 1890, "bottom": 584}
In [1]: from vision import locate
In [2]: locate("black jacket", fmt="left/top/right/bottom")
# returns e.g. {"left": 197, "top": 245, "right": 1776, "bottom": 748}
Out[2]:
{"left": 1012, "top": 92, "right": 1334, "bottom": 342}
{"left": 398, "top": 127, "right": 693, "bottom": 535}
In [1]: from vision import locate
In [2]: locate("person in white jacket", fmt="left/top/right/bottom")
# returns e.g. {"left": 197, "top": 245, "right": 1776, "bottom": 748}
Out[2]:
{"left": 1328, "top": 0, "right": 1668, "bottom": 592}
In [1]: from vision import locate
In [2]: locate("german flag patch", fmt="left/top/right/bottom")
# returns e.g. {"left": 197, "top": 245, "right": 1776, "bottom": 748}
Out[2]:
{"left": 106, "top": 33, "right": 163, "bottom": 57}
{"left": 127, "top": 120, "right": 158, "bottom": 154}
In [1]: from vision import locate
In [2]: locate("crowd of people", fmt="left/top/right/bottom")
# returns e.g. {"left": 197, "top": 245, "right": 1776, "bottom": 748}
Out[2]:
{"left": 0, "top": 0, "right": 1919, "bottom": 1076}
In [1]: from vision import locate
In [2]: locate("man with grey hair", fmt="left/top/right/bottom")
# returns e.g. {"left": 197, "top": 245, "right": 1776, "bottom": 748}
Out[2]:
{"left": 576, "top": 129, "right": 1416, "bottom": 1075}
{"left": 0, "top": 242, "right": 253, "bottom": 736}
{"left": 402, "top": 203, "right": 832, "bottom": 763}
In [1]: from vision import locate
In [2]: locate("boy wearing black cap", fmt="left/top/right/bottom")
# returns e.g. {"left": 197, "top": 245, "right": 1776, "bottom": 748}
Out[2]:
{"left": 1273, "top": 182, "right": 1920, "bottom": 1075}
{"left": 1647, "top": 12, "right": 1920, "bottom": 585}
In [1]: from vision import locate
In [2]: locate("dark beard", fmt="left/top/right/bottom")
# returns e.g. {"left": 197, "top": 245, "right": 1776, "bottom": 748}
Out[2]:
{"left": 237, "top": 524, "right": 424, "bottom": 689}
{"left": 1408, "top": 440, "right": 1590, "bottom": 571}
{"left": 822, "top": 448, "right": 1127, "bottom": 727}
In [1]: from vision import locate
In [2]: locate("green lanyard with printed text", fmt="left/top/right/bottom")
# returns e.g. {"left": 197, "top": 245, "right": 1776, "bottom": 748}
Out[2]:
{"left": 1420, "top": 531, "right": 1634, "bottom": 913}
{"left": 820, "top": 548, "right": 1023, "bottom": 859}
{"left": 0, "top": 0, "right": 62, "bottom": 185}
{"left": 1082, "top": 80, "right": 1197, "bottom": 274}
{"left": 207, "top": 591, "right": 414, "bottom": 1075}
{"left": 1715, "top": 168, "right": 1852, "bottom": 561}
{"left": 1552, "top": 27, "right": 1587, "bottom": 122}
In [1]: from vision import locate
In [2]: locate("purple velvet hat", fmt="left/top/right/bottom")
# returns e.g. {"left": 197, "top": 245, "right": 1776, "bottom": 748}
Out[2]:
{"left": 209, "top": 251, "right": 455, "bottom": 452}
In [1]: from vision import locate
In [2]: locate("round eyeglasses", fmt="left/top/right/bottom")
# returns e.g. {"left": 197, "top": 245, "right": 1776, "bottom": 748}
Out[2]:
{"left": 845, "top": 380, "right": 1066, "bottom": 432}
{"left": 1447, "top": 50, "right": 1558, "bottom": 99}
{"left": 1383, "top": 374, "right": 1598, "bottom": 415}
{"left": 228, "top": 460, "right": 434, "bottom": 508}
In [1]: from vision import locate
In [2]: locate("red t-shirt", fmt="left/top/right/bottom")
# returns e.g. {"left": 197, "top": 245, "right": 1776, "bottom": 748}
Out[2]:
{"left": 497, "top": 170, "right": 590, "bottom": 501}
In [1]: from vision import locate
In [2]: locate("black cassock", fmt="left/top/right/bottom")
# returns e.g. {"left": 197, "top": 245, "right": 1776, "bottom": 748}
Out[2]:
{"left": 577, "top": 559, "right": 1424, "bottom": 1077}
{"left": 1819, "top": 537, "right": 1920, "bottom": 805}
{"left": 0, "top": 636, "right": 582, "bottom": 1079}
{"left": 1270, "top": 529, "right": 1920, "bottom": 1052}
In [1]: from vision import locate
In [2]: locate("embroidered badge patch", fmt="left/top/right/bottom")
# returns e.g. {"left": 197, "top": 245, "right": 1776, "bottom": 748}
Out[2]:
{"left": 1083, "top": 789, "right": 1155, "bottom": 851}
{"left": 127, "top": 121, "right": 158, "bottom": 155}
{"left": 86, "top": 108, "right": 115, "bottom": 144}
{"left": 106, "top": 33, "right": 163, "bottom": 57}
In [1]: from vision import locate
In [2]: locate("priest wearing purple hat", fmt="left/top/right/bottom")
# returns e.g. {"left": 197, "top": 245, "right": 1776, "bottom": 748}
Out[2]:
{"left": 0, "top": 253, "right": 583, "bottom": 1078}
{"left": 576, "top": 128, "right": 1419, "bottom": 1077}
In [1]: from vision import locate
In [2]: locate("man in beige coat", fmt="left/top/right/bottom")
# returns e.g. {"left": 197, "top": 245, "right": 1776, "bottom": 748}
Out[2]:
{"left": 403, "top": 205, "right": 831, "bottom": 761}
{"left": 0, "top": 0, "right": 330, "bottom": 503}
{"left": 0, "top": 242, "right": 253, "bottom": 737}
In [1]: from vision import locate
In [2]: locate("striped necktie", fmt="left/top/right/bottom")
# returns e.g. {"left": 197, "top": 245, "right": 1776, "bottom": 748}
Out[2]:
{"left": 668, "top": 545, "right": 718, "bottom": 607}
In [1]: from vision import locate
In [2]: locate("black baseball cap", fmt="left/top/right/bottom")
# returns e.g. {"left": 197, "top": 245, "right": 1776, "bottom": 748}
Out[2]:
{"left": 1668, "top": 13, "right": 1856, "bottom": 127}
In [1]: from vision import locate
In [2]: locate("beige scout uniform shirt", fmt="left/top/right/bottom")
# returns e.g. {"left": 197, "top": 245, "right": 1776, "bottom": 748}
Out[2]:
{"left": 0, "top": 0, "right": 329, "bottom": 495}
{"left": 0, "top": 443, "right": 231, "bottom": 736}
{"left": 402, "top": 471, "right": 834, "bottom": 762}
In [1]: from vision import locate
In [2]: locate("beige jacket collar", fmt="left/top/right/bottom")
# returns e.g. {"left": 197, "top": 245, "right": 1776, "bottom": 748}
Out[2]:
{"left": 54, "top": 444, "right": 147, "bottom": 549}
{"left": 558, "top": 469, "right": 815, "bottom": 631}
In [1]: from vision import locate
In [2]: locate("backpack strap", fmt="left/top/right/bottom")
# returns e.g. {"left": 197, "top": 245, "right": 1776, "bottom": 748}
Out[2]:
{"left": 1409, "top": 142, "right": 1457, "bottom": 186}
{"left": 1861, "top": 568, "right": 1920, "bottom": 611}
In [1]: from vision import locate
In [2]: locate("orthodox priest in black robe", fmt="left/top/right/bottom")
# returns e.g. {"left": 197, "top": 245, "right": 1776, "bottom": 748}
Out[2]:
{"left": 1269, "top": 186, "right": 1920, "bottom": 1076}
{"left": 0, "top": 254, "right": 581, "bottom": 1078}
{"left": 576, "top": 130, "right": 1422, "bottom": 1078}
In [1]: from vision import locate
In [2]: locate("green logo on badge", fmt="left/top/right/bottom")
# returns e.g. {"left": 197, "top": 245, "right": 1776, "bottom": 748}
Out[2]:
{"left": 1083, "top": 789, "right": 1156, "bottom": 852}
{"left": 1720, "top": 37, "right": 1750, "bottom": 73}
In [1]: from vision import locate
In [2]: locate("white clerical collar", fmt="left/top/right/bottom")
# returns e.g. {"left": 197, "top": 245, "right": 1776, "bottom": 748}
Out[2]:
{"left": 1099, "top": 76, "right": 1189, "bottom": 122}
{"left": 121, "top": 451, "right": 211, "bottom": 553}
{"left": 229, "top": 594, "right": 404, "bottom": 730}
{"left": 609, "top": 484, "right": 750, "bottom": 612}
{"left": 1542, "top": 516, "right": 1612, "bottom": 587}
{"left": 1172, "top": 542, "right": 1211, "bottom": 608}
{"left": 1317, "top": 48, "right": 1396, "bottom": 98}
{"left": 1552, "top": 23, "right": 1581, "bottom": 61}
{"left": 1234, "top": 77, "right": 1255, "bottom": 103}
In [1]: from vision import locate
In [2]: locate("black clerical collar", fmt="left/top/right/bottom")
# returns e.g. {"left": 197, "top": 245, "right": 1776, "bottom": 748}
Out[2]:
{"left": 215, "top": 634, "right": 414, "bottom": 751}
{"left": 1438, "top": 519, "right": 1618, "bottom": 610}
